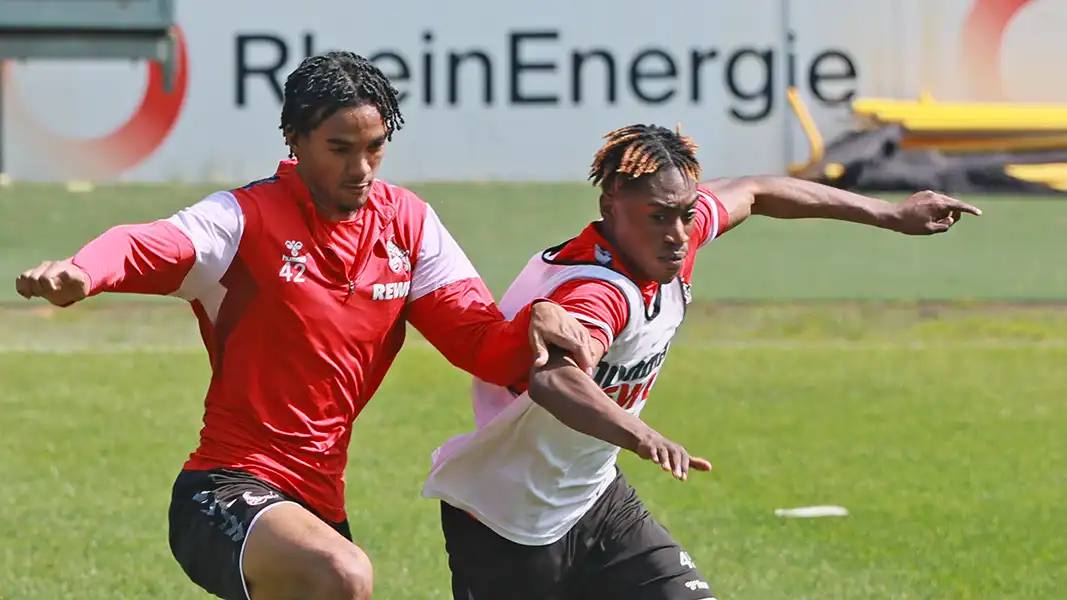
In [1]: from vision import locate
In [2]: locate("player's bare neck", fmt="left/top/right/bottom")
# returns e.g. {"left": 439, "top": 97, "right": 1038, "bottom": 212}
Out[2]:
{"left": 594, "top": 222, "right": 649, "bottom": 282}
{"left": 312, "top": 194, "right": 365, "bottom": 222}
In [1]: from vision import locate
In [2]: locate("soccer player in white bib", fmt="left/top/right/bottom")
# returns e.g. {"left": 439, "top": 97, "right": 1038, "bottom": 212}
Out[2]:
{"left": 422, "top": 124, "right": 982, "bottom": 600}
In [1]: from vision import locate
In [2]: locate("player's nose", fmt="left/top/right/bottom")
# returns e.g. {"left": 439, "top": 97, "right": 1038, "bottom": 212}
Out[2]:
{"left": 346, "top": 155, "right": 374, "bottom": 183}
{"left": 664, "top": 218, "right": 689, "bottom": 246}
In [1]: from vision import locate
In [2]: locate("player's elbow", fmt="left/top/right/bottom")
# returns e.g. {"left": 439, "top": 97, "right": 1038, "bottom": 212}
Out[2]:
{"left": 735, "top": 176, "right": 771, "bottom": 212}
{"left": 527, "top": 352, "right": 576, "bottom": 408}
{"left": 527, "top": 369, "right": 557, "bottom": 407}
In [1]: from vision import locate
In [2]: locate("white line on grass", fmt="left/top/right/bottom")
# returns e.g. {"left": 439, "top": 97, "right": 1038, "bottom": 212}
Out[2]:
{"left": 2, "top": 339, "right": 1065, "bottom": 355}
{"left": 673, "top": 340, "right": 1067, "bottom": 350}
{"left": 0, "top": 345, "right": 205, "bottom": 355}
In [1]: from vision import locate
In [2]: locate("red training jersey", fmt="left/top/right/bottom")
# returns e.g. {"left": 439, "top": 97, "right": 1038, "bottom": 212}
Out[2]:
{"left": 70, "top": 159, "right": 541, "bottom": 522}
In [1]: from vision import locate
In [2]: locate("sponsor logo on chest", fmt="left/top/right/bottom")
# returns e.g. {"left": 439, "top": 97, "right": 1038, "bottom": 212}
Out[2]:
{"left": 372, "top": 280, "right": 411, "bottom": 301}
{"left": 592, "top": 344, "right": 670, "bottom": 410}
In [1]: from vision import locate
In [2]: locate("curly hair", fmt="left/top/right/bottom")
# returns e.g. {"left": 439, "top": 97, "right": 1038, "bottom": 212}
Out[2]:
{"left": 280, "top": 51, "right": 405, "bottom": 156}
{"left": 588, "top": 123, "right": 701, "bottom": 191}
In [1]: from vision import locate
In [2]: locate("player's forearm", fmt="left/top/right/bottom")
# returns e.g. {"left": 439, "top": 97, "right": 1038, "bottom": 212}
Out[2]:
{"left": 71, "top": 221, "right": 195, "bottom": 296}
{"left": 528, "top": 356, "right": 650, "bottom": 453}
{"left": 747, "top": 177, "right": 900, "bottom": 230}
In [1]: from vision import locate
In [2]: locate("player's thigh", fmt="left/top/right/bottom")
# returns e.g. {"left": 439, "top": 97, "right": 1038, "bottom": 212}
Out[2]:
{"left": 584, "top": 514, "right": 717, "bottom": 600}
{"left": 440, "top": 501, "right": 573, "bottom": 600}
{"left": 242, "top": 501, "right": 372, "bottom": 600}
{"left": 168, "top": 468, "right": 367, "bottom": 600}
{"left": 169, "top": 468, "right": 301, "bottom": 600}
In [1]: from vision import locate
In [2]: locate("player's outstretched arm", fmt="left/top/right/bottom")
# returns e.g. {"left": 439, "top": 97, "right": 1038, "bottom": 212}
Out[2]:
{"left": 14, "top": 191, "right": 243, "bottom": 307}
{"left": 528, "top": 347, "right": 711, "bottom": 481}
{"left": 702, "top": 177, "right": 982, "bottom": 236}
{"left": 16, "top": 223, "right": 195, "bottom": 307}
{"left": 405, "top": 206, "right": 596, "bottom": 385}
{"left": 408, "top": 281, "right": 597, "bottom": 384}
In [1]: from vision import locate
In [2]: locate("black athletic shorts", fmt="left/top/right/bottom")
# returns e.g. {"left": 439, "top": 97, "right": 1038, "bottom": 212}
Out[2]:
{"left": 441, "top": 470, "right": 717, "bottom": 600}
{"left": 168, "top": 468, "right": 353, "bottom": 600}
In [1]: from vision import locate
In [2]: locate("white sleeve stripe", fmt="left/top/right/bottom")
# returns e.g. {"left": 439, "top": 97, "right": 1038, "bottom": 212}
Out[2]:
{"left": 697, "top": 191, "right": 721, "bottom": 248}
{"left": 409, "top": 204, "right": 481, "bottom": 303}
{"left": 411, "top": 275, "right": 477, "bottom": 302}
{"left": 165, "top": 190, "right": 244, "bottom": 301}
{"left": 569, "top": 313, "right": 615, "bottom": 348}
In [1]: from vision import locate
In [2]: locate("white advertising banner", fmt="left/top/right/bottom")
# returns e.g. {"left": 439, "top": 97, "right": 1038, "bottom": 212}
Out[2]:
{"left": 2, "top": 0, "right": 1063, "bottom": 183}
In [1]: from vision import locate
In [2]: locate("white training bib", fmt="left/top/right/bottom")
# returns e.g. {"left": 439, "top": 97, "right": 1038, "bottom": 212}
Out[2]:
{"left": 422, "top": 243, "right": 689, "bottom": 546}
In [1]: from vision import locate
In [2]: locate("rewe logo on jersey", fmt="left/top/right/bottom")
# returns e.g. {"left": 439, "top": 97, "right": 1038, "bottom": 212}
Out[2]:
{"left": 592, "top": 344, "right": 670, "bottom": 410}
{"left": 371, "top": 280, "right": 411, "bottom": 301}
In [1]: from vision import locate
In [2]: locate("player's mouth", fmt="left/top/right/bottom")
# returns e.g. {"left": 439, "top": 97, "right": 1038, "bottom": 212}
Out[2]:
{"left": 342, "top": 181, "right": 373, "bottom": 192}
{"left": 659, "top": 251, "right": 686, "bottom": 267}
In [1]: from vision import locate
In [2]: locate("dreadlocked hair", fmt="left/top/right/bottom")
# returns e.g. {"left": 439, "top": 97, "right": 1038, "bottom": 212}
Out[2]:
{"left": 280, "top": 51, "right": 405, "bottom": 156}
{"left": 588, "top": 124, "right": 701, "bottom": 191}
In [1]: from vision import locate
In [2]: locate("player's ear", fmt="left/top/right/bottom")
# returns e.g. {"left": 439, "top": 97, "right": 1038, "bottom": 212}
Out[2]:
{"left": 598, "top": 191, "right": 614, "bottom": 221}
{"left": 284, "top": 127, "right": 302, "bottom": 158}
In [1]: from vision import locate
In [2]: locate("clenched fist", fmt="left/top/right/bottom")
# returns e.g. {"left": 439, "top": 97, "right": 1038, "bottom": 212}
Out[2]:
{"left": 14, "top": 260, "right": 90, "bottom": 307}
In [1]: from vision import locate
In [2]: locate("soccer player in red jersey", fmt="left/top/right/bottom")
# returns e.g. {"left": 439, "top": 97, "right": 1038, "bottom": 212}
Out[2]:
{"left": 423, "top": 124, "right": 982, "bottom": 600}
{"left": 13, "top": 53, "right": 597, "bottom": 600}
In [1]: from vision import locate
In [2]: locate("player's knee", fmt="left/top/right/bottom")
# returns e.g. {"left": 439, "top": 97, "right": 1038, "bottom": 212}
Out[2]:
{"left": 310, "top": 545, "right": 374, "bottom": 600}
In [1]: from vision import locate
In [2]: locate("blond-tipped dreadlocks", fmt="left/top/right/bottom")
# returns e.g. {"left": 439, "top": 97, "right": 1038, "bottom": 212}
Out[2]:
{"left": 588, "top": 123, "right": 701, "bottom": 191}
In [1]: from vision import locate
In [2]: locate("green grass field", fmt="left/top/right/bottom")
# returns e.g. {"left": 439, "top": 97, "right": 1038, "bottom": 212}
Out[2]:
{"left": 2, "top": 184, "right": 1066, "bottom": 599}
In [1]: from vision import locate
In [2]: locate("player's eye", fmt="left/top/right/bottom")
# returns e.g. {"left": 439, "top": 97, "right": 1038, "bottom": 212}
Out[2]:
{"left": 683, "top": 210, "right": 696, "bottom": 223}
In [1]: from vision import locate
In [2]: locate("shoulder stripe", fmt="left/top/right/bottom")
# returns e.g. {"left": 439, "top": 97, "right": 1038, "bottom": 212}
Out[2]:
{"left": 165, "top": 190, "right": 245, "bottom": 302}
{"left": 697, "top": 190, "right": 721, "bottom": 248}
{"left": 232, "top": 175, "right": 278, "bottom": 192}
{"left": 569, "top": 313, "right": 617, "bottom": 348}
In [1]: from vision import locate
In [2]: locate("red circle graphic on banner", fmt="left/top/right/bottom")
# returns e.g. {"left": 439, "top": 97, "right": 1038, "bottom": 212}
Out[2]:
{"left": 960, "top": 0, "right": 1037, "bottom": 100}
{"left": 2, "top": 26, "right": 189, "bottom": 179}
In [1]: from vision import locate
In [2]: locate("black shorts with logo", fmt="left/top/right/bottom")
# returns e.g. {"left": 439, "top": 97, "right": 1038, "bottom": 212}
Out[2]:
{"left": 441, "top": 470, "right": 717, "bottom": 600}
{"left": 168, "top": 468, "right": 352, "bottom": 600}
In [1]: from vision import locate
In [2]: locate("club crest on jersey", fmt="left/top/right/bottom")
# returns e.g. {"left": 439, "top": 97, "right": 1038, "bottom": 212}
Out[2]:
{"left": 594, "top": 244, "right": 612, "bottom": 265}
{"left": 280, "top": 240, "right": 308, "bottom": 283}
{"left": 385, "top": 237, "right": 411, "bottom": 274}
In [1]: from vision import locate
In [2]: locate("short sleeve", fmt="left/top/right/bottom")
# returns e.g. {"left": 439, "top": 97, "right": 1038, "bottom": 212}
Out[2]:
{"left": 694, "top": 186, "right": 731, "bottom": 248}
{"left": 547, "top": 279, "right": 629, "bottom": 354}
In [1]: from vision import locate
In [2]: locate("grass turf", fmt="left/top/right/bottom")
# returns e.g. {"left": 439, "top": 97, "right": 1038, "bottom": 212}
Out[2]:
{"left": 3, "top": 183, "right": 1067, "bottom": 303}
{"left": 1, "top": 183, "right": 1065, "bottom": 598}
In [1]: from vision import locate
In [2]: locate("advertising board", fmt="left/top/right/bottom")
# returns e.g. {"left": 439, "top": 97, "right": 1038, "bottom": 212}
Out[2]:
{"left": 1, "top": 0, "right": 1061, "bottom": 183}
